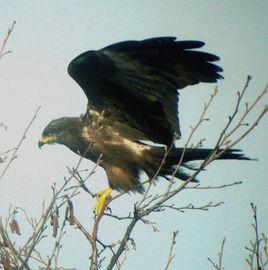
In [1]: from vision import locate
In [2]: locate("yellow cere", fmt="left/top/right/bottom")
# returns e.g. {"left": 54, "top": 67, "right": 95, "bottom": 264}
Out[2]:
{"left": 39, "top": 135, "right": 56, "bottom": 144}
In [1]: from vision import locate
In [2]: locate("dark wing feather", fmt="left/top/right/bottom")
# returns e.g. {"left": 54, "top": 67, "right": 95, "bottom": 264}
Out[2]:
{"left": 68, "top": 37, "right": 223, "bottom": 145}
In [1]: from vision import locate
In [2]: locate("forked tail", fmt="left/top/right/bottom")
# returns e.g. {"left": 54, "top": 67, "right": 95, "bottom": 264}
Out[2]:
{"left": 145, "top": 147, "right": 250, "bottom": 182}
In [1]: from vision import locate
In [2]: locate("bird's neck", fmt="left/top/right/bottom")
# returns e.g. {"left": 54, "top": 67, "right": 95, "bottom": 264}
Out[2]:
{"left": 57, "top": 117, "right": 100, "bottom": 163}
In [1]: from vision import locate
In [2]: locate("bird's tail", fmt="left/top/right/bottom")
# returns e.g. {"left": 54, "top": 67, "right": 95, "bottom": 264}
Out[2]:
{"left": 144, "top": 147, "right": 250, "bottom": 182}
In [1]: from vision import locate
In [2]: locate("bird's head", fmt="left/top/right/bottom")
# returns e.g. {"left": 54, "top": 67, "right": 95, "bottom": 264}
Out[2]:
{"left": 38, "top": 119, "right": 63, "bottom": 148}
{"left": 38, "top": 117, "right": 83, "bottom": 149}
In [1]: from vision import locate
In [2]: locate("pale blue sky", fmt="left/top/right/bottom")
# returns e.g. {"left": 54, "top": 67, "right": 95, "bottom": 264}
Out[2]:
{"left": 0, "top": 1, "right": 268, "bottom": 269}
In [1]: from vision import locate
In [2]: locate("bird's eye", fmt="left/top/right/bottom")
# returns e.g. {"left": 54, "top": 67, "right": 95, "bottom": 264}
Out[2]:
{"left": 44, "top": 132, "right": 53, "bottom": 137}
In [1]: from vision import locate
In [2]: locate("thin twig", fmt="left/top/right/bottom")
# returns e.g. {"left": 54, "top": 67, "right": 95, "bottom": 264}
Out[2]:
{"left": 106, "top": 78, "right": 268, "bottom": 268}
{"left": 186, "top": 181, "right": 243, "bottom": 190}
{"left": 164, "top": 230, "right": 178, "bottom": 270}
{"left": 245, "top": 203, "right": 266, "bottom": 270}
{"left": 0, "top": 106, "right": 41, "bottom": 182}
{"left": 106, "top": 207, "right": 139, "bottom": 270}
{"left": 0, "top": 21, "right": 16, "bottom": 59}
{"left": 207, "top": 238, "right": 226, "bottom": 270}
{"left": 0, "top": 219, "right": 31, "bottom": 270}
{"left": 18, "top": 149, "right": 93, "bottom": 269}
{"left": 159, "top": 201, "right": 224, "bottom": 213}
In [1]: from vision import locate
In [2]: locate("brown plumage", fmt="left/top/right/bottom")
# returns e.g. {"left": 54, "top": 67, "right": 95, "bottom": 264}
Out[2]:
{"left": 38, "top": 37, "right": 248, "bottom": 192}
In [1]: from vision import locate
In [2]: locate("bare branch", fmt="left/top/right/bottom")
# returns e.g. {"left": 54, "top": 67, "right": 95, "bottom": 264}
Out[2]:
{"left": 159, "top": 201, "right": 224, "bottom": 213}
{"left": 0, "top": 106, "right": 41, "bottom": 182}
{"left": 245, "top": 203, "right": 267, "bottom": 270}
{"left": 103, "top": 77, "right": 268, "bottom": 269}
{"left": 164, "top": 230, "right": 178, "bottom": 270}
{"left": 0, "top": 21, "right": 15, "bottom": 59}
{"left": 207, "top": 238, "right": 226, "bottom": 270}
{"left": 0, "top": 219, "right": 30, "bottom": 270}
{"left": 186, "top": 181, "right": 243, "bottom": 190}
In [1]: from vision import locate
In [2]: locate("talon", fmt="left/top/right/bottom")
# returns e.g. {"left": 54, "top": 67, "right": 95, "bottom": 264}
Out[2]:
{"left": 95, "top": 188, "right": 112, "bottom": 215}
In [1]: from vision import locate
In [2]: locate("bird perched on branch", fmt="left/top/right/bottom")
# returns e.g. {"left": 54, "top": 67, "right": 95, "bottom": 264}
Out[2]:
{"left": 38, "top": 37, "right": 248, "bottom": 213}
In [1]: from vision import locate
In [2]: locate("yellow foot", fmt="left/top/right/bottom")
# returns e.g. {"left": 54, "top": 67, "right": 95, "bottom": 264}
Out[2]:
{"left": 95, "top": 188, "right": 112, "bottom": 215}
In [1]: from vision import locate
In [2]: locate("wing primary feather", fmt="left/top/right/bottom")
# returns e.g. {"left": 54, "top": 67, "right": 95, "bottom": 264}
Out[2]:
{"left": 68, "top": 36, "right": 223, "bottom": 145}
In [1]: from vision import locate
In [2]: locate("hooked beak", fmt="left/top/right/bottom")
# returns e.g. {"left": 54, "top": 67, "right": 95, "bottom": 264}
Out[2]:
{"left": 38, "top": 140, "right": 44, "bottom": 149}
{"left": 38, "top": 135, "right": 56, "bottom": 149}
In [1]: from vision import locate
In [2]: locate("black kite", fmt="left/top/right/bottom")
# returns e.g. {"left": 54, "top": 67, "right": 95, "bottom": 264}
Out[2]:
{"left": 38, "top": 37, "right": 248, "bottom": 197}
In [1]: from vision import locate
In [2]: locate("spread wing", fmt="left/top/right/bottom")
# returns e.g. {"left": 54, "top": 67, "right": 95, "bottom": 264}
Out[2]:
{"left": 67, "top": 36, "right": 223, "bottom": 145}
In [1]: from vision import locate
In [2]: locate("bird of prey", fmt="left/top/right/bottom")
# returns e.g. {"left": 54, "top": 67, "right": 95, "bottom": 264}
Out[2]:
{"left": 38, "top": 37, "right": 248, "bottom": 211}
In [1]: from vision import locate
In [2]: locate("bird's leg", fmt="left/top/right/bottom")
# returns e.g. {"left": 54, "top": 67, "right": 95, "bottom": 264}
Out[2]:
{"left": 95, "top": 187, "right": 112, "bottom": 215}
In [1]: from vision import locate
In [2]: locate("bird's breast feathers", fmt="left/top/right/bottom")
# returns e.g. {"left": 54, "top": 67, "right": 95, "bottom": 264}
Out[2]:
{"left": 81, "top": 123, "right": 151, "bottom": 161}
